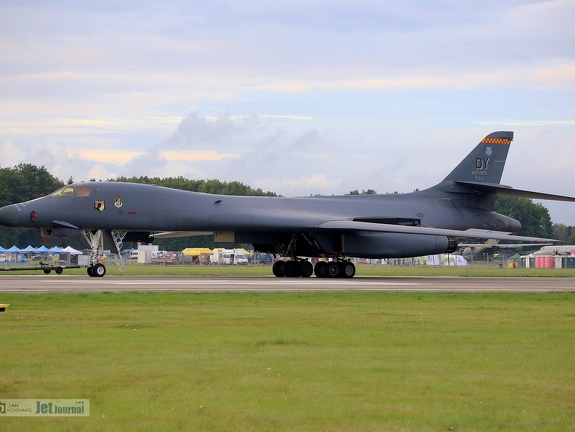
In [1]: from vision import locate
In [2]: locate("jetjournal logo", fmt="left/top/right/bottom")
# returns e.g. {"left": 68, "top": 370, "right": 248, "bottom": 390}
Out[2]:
{"left": 0, "top": 399, "right": 90, "bottom": 417}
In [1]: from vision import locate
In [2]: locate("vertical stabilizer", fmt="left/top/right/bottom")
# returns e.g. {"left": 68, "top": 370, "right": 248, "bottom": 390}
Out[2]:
{"left": 442, "top": 131, "right": 513, "bottom": 184}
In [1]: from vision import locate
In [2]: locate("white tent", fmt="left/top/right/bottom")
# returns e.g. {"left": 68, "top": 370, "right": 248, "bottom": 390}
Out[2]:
{"left": 63, "top": 246, "right": 83, "bottom": 255}
{"left": 424, "top": 254, "right": 468, "bottom": 266}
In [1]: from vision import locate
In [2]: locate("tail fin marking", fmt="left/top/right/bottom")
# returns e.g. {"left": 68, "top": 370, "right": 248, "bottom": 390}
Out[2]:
{"left": 438, "top": 131, "right": 575, "bottom": 202}
{"left": 442, "top": 131, "right": 513, "bottom": 185}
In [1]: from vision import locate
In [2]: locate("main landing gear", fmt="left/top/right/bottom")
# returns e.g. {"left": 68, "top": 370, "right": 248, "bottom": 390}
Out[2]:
{"left": 272, "top": 259, "right": 356, "bottom": 278}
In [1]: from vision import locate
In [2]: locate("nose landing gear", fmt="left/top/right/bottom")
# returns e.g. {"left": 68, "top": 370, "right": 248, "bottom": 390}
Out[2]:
{"left": 87, "top": 262, "right": 107, "bottom": 277}
{"left": 82, "top": 229, "right": 127, "bottom": 278}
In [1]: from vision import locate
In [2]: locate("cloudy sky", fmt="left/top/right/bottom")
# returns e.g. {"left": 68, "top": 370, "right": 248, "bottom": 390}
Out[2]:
{"left": 1, "top": 0, "right": 574, "bottom": 223}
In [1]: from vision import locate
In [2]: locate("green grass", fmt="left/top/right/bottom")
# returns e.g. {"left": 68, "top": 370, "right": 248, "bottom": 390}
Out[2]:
{"left": 1, "top": 292, "right": 574, "bottom": 431}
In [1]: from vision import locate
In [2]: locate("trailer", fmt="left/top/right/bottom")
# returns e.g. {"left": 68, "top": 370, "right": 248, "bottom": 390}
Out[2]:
{"left": 211, "top": 249, "right": 249, "bottom": 265}
{"left": 150, "top": 251, "right": 183, "bottom": 265}
{"left": 0, "top": 261, "right": 84, "bottom": 274}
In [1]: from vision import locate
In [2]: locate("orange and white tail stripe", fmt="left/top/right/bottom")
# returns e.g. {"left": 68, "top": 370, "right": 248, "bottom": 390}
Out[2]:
{"left": 481, "top": 138, "right": 511, "bottom": 145}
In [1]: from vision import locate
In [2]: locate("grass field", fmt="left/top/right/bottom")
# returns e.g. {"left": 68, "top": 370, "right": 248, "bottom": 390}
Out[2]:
{"left": 1, "top": 290, "right": 574, "bottom": 431}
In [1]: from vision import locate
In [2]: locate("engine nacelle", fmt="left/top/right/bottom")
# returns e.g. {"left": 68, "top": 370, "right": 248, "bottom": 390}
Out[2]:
{"left": 485, "top": 212, "right": 522, "bottom": 233}
{"left": 341, "top": 232, "right": 457, "bottom": 258}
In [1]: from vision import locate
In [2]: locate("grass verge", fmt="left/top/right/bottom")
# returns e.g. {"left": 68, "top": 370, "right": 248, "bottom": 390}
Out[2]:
{"left": 1, "top": 291, "right": 574, "bottom": 431}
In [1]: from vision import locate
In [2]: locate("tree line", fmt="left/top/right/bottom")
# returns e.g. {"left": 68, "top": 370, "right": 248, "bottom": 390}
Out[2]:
{"left": 0, "top": 163, "right": 573, "bottom": 251}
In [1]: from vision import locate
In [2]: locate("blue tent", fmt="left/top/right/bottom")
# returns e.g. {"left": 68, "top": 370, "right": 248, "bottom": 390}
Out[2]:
{"left": 7, "top": 245, "right": 21, "bottom": 252}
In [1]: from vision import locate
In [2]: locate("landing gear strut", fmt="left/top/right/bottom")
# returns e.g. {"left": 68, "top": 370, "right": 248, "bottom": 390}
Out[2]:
{"left": 81, "top": 230, "right": 127, "bottom": 278}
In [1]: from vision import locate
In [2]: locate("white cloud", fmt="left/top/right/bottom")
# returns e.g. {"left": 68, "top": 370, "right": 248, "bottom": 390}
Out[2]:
{"left": 0, "top": 140, "right": 29, "bottom": 167}
{"left": 160, "top": 150, "right": 240, "bottom": 161}
{"left": 67, "top": 150, "right": 146, "bottom": 164}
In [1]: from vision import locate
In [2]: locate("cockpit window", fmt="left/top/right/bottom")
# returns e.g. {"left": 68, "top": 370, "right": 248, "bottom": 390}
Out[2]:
{"left": 51, "top": 185, "right": 92, "bottom": 198}
{"left": 75, "top": 187, "right": 92, "bottom": 197}
{"left": 51, "top": 186, "right": 74, "bottom": 197}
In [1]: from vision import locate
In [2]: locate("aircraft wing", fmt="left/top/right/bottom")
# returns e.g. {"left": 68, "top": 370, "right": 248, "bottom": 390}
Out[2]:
{"left": 318, "top": 220, "right": 558, "bottom": 243}
{"left": 455, "top": 181, "right": 575, "bottom": 202}
{"left": 458, "top": 243, "right": 551, "bottom": 248}
{"left": 152, "top": 221, "right": 558, "bottom": 243}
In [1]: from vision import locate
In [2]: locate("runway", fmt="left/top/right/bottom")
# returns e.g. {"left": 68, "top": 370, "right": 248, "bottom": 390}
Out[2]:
{"left": 0, "top": 275, "right": 574, "bottom": 293}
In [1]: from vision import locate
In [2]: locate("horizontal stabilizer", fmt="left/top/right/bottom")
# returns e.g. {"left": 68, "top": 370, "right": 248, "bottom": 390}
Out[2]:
{"left": 455, "top": 181, "right": 575, "bottom": 202}
{"left": 318, "top": 220, "right": 558, "bottom": 243}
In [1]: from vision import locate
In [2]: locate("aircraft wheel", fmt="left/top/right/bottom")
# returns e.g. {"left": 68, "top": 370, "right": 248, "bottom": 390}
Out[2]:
{"left": 87, "top": 266, "right": 95, "bottom": 277}
{"left": 340, "top": 262, "right": 355, "bottom": 278}
{"left": 93, "top": 263, "right": 106, "bottom": 277}
{"left": 283, "top": 260, "right": 298, "bottom": 277}
{"left": 314, "top": 261, "right": 328, "bottom": 278}
{"left": 327, "top": 262, "right": 340, "bottom": 278}
{"left": 272, "top": 260, "right": 285, "bottom": 277}
{"left": 43, "top": 269, "right": 51, "bottom": 274}
{"left": 300, "top": 261, "right": 313, "bottom": 278}
{"left": 55, "top": 267, "right": 64, "bottom": 275}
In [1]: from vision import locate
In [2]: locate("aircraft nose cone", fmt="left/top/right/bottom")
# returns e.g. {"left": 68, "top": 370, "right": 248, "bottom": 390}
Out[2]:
{"left": 0, "top": 204, "right": 20, "bottom": 227}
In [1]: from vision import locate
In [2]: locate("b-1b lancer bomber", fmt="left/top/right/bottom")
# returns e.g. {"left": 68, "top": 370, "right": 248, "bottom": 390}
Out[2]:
{"left": 1, "top": 131, "right": 574, "bottom": 278}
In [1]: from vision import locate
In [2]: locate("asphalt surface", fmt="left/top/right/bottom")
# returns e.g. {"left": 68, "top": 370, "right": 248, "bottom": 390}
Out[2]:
{"left": 0, "top": 275, "right": 574, "bottom": 293}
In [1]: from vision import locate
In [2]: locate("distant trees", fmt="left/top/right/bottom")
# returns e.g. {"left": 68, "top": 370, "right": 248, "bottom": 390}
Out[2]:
{"left": 0, "top": 164, "right": 64, "bottom": 247}
{"left": 494, "top": 196, "right": 554, "bottom": 238}
{"left": 348, "top": 189, "right": 377, "bottom": 195}
{"left": 0, "top": 163, "right": 63, "bottom": 207}
{"left": 553, "top": 224, "right": 575, "bottom": 244}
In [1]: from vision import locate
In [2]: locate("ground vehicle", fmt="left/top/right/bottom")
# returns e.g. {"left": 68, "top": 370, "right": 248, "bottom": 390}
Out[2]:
{"left": 150, "top": 250, "right": 183, "bottom": 264}
{"left": 212, "top": 249, "right": 249, "bottom": 265}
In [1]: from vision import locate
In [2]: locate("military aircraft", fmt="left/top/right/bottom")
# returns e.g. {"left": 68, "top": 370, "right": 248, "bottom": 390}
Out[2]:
{"left": 532, "top": 245, "right": 575, "bottom": 256}
{"left": 458, "top": 239, "right": 551, "bottom": 261}
{"left": 0, "top": 131, "right": 574, "bottom": 278}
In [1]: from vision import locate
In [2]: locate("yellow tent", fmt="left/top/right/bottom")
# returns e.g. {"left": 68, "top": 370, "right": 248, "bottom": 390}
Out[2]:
{"left": 182, "top": 248, "right": 212, "bottom": 256}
